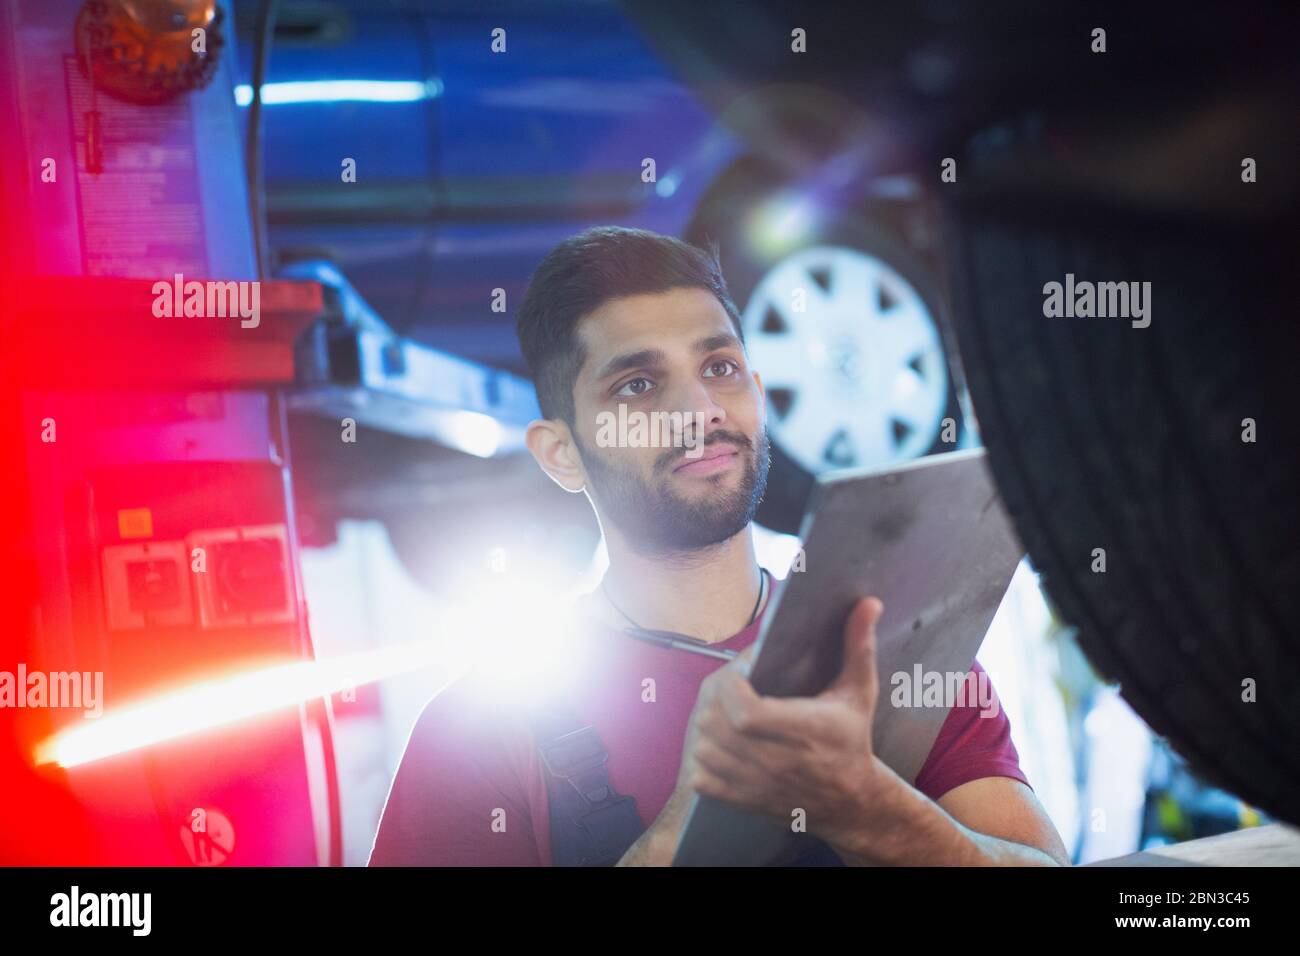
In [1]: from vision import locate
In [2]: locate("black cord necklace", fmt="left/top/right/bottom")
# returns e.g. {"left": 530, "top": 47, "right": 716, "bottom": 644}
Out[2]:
{"left": 601, "top": 569, "right": 768, "bottom": 661}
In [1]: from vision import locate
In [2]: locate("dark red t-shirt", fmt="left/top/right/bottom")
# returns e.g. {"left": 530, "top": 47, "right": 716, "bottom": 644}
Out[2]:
{"left": 368, "top": 595, "right": 1029, "bottom": 866}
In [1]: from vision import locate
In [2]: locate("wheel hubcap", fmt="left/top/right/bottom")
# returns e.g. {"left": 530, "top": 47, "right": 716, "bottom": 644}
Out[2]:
{"left": 741, "top": 245, "right": 949, "bottom": 474}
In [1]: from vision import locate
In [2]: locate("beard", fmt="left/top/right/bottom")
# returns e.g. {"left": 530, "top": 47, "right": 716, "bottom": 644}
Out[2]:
{"left": 575, "top": 425, "right": 771, "bottom": 557}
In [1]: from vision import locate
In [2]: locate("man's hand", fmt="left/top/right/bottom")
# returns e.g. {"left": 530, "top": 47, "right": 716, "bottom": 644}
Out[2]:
{"left": 621, "top": 594, "right": 1068, "bottom": 866}
{"left": 616, "top": 599, "right": 886, "bottom": 867}
{"left": 680, "top": 596, "right": 893, "bottom": 839}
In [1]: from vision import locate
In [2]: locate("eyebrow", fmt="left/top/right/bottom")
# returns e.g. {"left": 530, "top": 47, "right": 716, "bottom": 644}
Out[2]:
{"left": 594, "top": 333, "right": 744, "bottom": 382}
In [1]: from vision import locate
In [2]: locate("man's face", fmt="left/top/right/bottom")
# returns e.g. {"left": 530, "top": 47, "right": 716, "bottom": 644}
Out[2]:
{"left": 568, "top": 287, "right": 770, "bottom": 556}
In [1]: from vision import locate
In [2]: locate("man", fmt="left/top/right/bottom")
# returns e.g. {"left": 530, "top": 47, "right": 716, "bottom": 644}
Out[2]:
{"left": 369, "top": 226, "right": 1069, "bottom": 866}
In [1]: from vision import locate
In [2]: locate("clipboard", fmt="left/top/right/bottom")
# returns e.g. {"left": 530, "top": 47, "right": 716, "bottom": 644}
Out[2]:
{"left": 671, "top": 448, "right": 1024, "bottom": 866}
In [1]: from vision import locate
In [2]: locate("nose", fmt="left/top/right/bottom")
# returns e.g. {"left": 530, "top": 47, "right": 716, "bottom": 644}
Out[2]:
{"left": 672, "top": 377, "right": 727, "bottom": 448}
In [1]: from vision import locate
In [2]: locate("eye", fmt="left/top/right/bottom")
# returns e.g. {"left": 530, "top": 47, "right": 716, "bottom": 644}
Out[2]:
{"left": 614, "top": 376, "right": 655, "bottom": 398}
{"left": 703, "top": 358, "right": 740, "bottom": 378}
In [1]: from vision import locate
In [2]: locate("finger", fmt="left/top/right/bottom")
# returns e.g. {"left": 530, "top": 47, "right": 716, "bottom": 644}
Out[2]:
{"left": 714, "top": 678, "right": 844, "bottom": 746}
{"left": 690, "top": 765, "right": 747, "bottom": 808}
{"left": 693, "top": 736, "right": 777, "bottom": 791}
{"left": 827, "top": 596, "right": 883, "bottom": 707}
{"left": 700, "top": 694, "right": 816, "bottom": 766}
{"left": 690, "top": 752, "right": 786, "bottom": 818}
{"left": 706, "top": 671, "right": 800, "bottom": 745}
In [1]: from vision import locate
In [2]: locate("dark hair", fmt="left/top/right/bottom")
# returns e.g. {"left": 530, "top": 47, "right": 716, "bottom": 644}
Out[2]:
{"left": 515, "top": 226, "right": 745, "bottom": 425}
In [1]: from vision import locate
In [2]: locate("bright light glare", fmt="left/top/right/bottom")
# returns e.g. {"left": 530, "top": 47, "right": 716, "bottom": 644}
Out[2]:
{"left": 234, "top": 80, "right": 437, "bottom": 107}
{"left": 438, "top": 411, "right": 502, "bottom": 458}
{"left": 655, "top": 172, "right": 681, "bottom": 198}
{"left": 37, "top": 553, "right": 595, "bottom": 768}
{"left": 748, "top": 194, "right": 818, "bottom": 259}
{"left": 35, "top": 638, "right": 451, "bottom": 769}
{"left": 444, "top": 580, "right": 587, "bottom": 706}
{"left": 753, "top": 524, "right": 803, "bottom": 579}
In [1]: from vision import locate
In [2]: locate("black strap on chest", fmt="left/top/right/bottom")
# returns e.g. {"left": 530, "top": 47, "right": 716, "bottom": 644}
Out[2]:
{"left": 528, "top": 699, "right": 646, "bottom": 867}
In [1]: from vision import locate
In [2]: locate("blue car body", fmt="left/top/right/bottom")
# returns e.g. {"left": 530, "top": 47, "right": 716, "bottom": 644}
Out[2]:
{"left": 235, "top": 0, "right": 743, "bottom": 373}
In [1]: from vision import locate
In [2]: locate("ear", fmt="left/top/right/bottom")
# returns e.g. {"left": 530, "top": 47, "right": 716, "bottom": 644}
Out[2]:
{"left": 525, "top": 418, "right": 587, "bottom": 493}
{"left": 751, "top": 367, "right": 765, "bottom": 400}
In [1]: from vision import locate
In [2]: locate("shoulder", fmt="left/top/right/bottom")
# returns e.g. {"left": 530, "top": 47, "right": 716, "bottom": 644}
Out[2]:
{"left": 368, "top": 674, "right": 544, "bottom": 866}
{"left": 912, "top": 660, "right": 1030, "bottom": 802}
{"left": 408, "top": 601, "right": 599, "bottom": 744}
{"left": 403, "top": 671, "right": 538, "bottom": 767}
{"left": 409, "top": 674, "right": 498, "bottom": 739}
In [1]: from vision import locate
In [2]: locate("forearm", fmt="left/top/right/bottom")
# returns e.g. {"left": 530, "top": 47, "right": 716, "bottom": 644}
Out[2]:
{"left": 616, "top": 823, "right": 676, "bottom": 866}
{"left": 819, "top": 765, "right": 1063, "bottom": 867}
{"left": 616, "top": 787, "right": 690, "bottom": 867}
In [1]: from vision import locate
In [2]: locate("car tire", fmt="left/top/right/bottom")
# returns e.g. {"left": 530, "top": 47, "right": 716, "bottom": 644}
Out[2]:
{"left": 944, "top": 192, "right": 1300, "bottom": 825}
